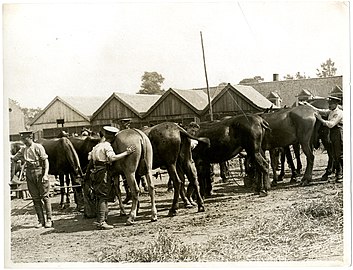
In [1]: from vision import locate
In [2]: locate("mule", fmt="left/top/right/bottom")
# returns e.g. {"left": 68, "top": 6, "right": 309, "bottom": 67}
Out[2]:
{"left": 192, "top": 114, "right": 270, "bottom": 197}
{"left": 143, "top": 122, "right": 210, "bottom": 216}
{"left": 261, "top": 105, "right": 321, "bottom": 186}
{"left": 109, "top": 128, "right": 157, "bottom": 225}
{"left": 39, "top": 137, "right": 84, "bottom": 210}
{"left": 305, "top": 98, "right": 335, "bottom": 180}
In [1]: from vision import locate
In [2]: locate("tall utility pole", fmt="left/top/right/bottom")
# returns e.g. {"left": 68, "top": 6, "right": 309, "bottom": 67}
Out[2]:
{"left": 200, "top": 31, "right": 213, "bottom": 121}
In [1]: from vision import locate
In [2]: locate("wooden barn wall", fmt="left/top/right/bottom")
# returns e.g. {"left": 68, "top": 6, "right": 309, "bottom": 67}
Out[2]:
{"left": 31, "top": 120, "right": 90, "bottom": 133}
{"left": 201, "top": 90, "right": 260, "bottom": 121}
{"left": 32, "top": 100, "right": 89, "bottom": 126}
{"left": 143, "top": 94, "right": 198, "bottom": 122}
{"left": 91, "top": 98, "right": 140, "bottom": 126}
{"left": 213, "top": 91, "right": 259, "bottom": 113}
{"left": 140, "top": 115, "right": 200, "bottom": 127}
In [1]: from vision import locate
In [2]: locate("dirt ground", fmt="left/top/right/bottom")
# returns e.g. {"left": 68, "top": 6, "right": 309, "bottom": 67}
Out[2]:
{"left": 7, "top": 151, "right": 347, "bottom": 266}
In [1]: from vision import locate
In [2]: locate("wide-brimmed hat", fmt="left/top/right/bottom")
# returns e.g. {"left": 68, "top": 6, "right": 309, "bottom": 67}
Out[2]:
{"left": 103, "top": 126, "right": 119, "bottom": 136}
{"left": 327, "top": 96, "right": 342, "bottom": 103}
{"left": 19, "top": 131, "right": 33, "bottom": 139}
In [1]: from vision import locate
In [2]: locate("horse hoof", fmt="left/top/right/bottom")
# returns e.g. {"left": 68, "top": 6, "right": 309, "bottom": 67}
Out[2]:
{"left": 321, "top": 174, "right": 329, "bottom": 181}
{"left": 168, "top": 209, "right": 177, "bottom": 217}
{"left": 271, "top": 181, "right": 277, "bottom": 187}
{"left": 184, "top": 203, "right": 193, "bottom": 209}
{"left": 150, "top": 217, "right": 158, "bottom": 222}
{"left": 300, "top": 180, "right": 310, "bottom": 186}
{"left": 259, "top": 191, "right": 268, "bottom": 197}
{"left": 125, "top": 219, "right": 135, "bottom": 226}
{"left": 198, "top": 206, "right": 205, "bottom": 212}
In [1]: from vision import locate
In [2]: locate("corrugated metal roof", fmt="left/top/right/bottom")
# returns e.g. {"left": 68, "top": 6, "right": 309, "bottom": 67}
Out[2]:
{"left": 171, "top": 89, "right": 210, "bottom": 110}
{"left": 231, "top": 84, "right": 277, "bottom": 109}
{"left": 59, "top": 96, "right": 107, "bottom": 116}
{"left": 113, "top": 92, "right": 161, "bottom": 113}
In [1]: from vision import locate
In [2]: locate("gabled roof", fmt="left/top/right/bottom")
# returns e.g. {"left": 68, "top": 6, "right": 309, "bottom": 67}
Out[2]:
{"left": 143, "top": 88, "right": 209, "bottom": 118}
{"left": 171, "top": 89, "right": 210, "bottom": 110}
{"left": 230, "top": 84, "right": 278, "bottom": 109}
{"left": 192, "top": 84, "right": 227, "bottom": 99}
{"left": 267, "top": 91, "right": 281, "bottom": 99}
{"left": 203, "top": 83, "right": 278, "bottom": 112}
{"left": 30, "top": 96, "right": 107, "bottom": 125}
{"left": 113, "top": 92, "right": 161, "bottom": 113}
{"left": 330, "top": 85, "right": 343, "bottom": 94}
{"left": 296, "top": 89, "right": 313, "bottom": 97}
{"left": 91, "top": 92, "right": 161, "bottom": 120}
{"left": 59, "top": 96, "right": 107, "bottom": 116}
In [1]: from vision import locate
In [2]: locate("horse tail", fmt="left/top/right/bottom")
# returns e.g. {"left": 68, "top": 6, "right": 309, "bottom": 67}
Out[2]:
{"left": 132, "top": 128, "right": 150, "bottom": 176}
{"left": 260, "top": 118, "right": 271, "bottom": 131}
{"left": 311, "top": 118, "right": 322, "bottom": 150}
{"left": 177, "top": 126, "right": 211, "bottom": 147}
{"left": 61, "top": 137, "right": 83, "bottom": 177}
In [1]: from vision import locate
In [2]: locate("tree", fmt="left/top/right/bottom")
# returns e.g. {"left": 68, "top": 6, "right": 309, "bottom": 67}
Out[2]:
{"left": 283, "top": 74, "right": 294, "bottom": 80}
{"left": 283, "top": 72, "right": 310, "bottom": 80}
{"left": 316, "top": 58, "right": 337, "bottom": 78}
{"left": 239, "top": 76, "right": 264, "bottom": 84}
{"left": 295, "top": 72, "right": 309, "bottom": 80}
{"left": 22, "top": 107, "right": 42, "bottom": 126}
{"left": 138, "top": 71, "right": 165, "bottom": 94}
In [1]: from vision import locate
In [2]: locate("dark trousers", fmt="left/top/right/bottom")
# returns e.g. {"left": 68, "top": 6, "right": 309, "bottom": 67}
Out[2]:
{"left": 26, "top": 168, "right": 52, "bottom": 223}
{"left": 90, "top": 166, "right": 111, "bottom": 223}
{"left": 330, "top": 127, "right": 343, "bottom": 177}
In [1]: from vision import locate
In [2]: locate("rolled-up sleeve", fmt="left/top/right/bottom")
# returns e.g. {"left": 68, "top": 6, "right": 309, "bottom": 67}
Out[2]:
{"left": 105, "top": 144, "right": 117, "bottom": 163}
{"left": 324, "top": 111, "right": 343, "bottom": 129}
{"left": 36, "top": 144, "right": 48, "bottom": 160}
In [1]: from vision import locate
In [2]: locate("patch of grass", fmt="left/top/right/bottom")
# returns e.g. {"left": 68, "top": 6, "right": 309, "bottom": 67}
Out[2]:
{"left": 97, "top": 190, "right": 344, "bottom": 262}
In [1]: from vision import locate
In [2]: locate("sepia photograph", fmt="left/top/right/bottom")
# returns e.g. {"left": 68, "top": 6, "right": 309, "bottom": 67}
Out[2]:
{"left": 2, "top": 1, "right": 351, "bottom": 268}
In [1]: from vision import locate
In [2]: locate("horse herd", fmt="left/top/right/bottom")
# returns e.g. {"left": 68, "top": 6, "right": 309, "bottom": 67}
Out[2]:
{"left": 10, "top": 102, "right": 334, "bottom": 226}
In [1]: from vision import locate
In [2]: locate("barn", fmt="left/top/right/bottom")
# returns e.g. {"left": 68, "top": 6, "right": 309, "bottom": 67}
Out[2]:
{"left": 244, "top": 75, "right": 343, "bottom": 107}
{"left": 29, "top": 96, "right": 107, "bottom": 138}
{"left": 142, "top": 88, "right": 210, "bottom": 126}
{"left": 201, "top": 83, "right": 278, "bottom": 121}
{"left": 8, "top": 99, "right": 26, "bottom": 141}
{"left": 90, "top": 92, "right": 161, "bottom": 130}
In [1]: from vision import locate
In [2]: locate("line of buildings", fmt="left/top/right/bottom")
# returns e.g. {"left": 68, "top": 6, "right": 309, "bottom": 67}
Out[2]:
{"left": 8, "top": 75, "right": 343, "bottom": 140}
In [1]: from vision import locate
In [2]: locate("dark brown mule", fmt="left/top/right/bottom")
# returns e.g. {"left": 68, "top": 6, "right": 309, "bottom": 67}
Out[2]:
{"left": 39, "top": 137, "right": 84, "bottom": 210}
{"left": 261, "top": 105, "right": 321, "bottom": 186}
{"left": 143, "top": 122, "right": 209, "bottom": 216}
{"left": 192, "top": 114, "right": 270, "bottom": 197}
{"left": 305, "top": 98, "right": 335, "bottom": 180}
{"left": 109, "top": 128, "right": 157, "bottom": 225}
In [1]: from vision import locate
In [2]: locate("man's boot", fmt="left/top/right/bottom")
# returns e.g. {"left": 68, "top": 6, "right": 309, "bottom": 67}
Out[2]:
{"left": 97, "top": 199, "right": 113, "bottom": 230}
{"left": 33, "top": 200, "right": 45, "bottom": 228}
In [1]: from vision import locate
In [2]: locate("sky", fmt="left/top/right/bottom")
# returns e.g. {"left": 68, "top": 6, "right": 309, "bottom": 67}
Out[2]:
{"left": 2, "top": 1, "right": 350, "bottom": 109}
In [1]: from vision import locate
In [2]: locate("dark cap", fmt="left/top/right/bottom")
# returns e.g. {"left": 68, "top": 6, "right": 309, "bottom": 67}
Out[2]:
{"left": 327, "top": 96, "right": 342, "bottom": 103}
{"left": 19, "top": 131, "right": 33, "bottom": 138}
{"left": 119, "top": 118, "right": 131, "bottom": 123}
{"left": 103, "top": 126, "right": 119, "bottom": 136}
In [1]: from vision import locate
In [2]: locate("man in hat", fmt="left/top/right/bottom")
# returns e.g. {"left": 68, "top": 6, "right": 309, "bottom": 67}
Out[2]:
{"left": 87, "top": 126, "right": 136, "bottom": 230}
{"left": 11, "top": 131, "right": 53, "bottom": 228}
{"left": 302, "top": 96, "right": 343, "bottom": 182}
